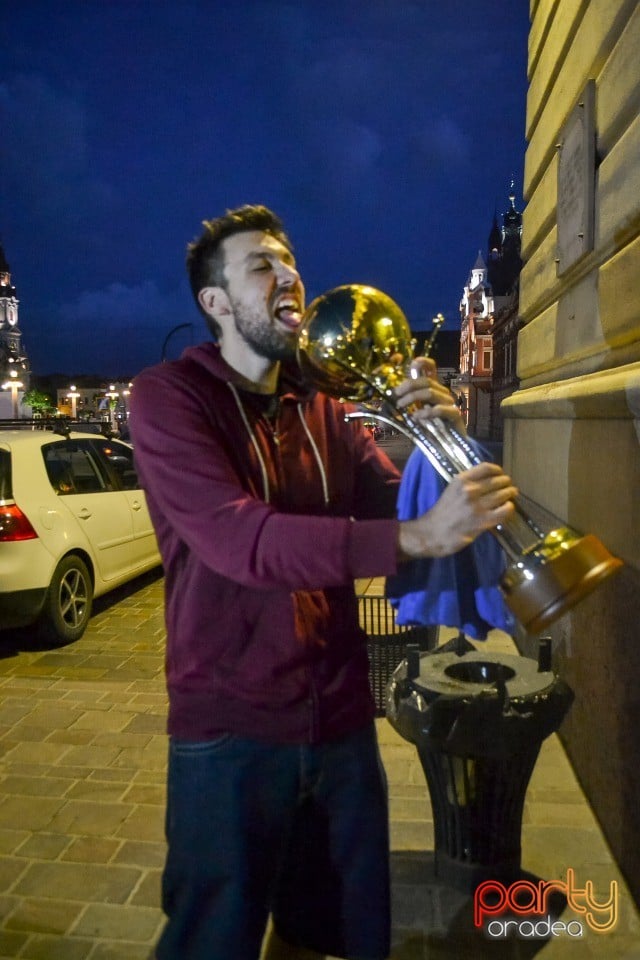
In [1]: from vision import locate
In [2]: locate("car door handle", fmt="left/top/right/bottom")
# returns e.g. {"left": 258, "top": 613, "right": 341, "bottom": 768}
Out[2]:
{"left": 77, "top": 508, "right": 92, "bottom": 520}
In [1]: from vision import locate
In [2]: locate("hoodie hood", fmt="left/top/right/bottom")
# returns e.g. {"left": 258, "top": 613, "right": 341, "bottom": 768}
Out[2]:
{"left": 179, "top": 340, "right": 316, "bottom": 402}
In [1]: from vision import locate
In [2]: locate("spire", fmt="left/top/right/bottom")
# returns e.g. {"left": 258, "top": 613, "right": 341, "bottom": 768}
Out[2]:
{"left": 488, "top": 208, "right": 502, "bottom": 259}
{"left": 0, "top": 243, "right": 11, "bottom": 281}
{"left": 473, "top": 249, "right": 487, "bottom": 271}
{"left": 503, "top": 178, "right": 522, "bottom": 241}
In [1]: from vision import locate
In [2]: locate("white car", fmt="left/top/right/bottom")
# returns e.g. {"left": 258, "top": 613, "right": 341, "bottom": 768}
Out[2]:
{"left": 0, "top": 427, "right": 161, "bottom": 644}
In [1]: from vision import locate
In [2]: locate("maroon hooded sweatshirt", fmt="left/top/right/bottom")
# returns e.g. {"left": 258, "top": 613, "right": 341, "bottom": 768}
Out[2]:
{"left": 129, "top": 342, "right": 402, "bottom": 744}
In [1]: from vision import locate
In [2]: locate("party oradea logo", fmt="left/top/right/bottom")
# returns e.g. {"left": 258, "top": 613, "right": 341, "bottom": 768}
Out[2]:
{"left": 474, "top": 868, "right": 618, "bottom": 939}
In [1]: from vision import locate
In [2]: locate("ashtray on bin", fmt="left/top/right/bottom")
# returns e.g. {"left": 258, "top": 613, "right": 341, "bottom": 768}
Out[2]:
{"left": 386, "top": 634, "right": 573, "bottom": 891}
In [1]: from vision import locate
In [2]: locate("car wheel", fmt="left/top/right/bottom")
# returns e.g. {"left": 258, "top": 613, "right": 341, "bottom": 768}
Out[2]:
{"left": 39, "top": 555, "right": 93, "bottom": 644}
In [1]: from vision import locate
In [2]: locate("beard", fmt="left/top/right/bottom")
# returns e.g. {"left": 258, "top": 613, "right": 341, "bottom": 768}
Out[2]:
{"left": 228, "top": 295, "right": 297, "bottom": 362}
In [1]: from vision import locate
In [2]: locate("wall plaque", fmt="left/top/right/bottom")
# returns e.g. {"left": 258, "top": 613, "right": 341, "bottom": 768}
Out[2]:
{"left": 556, "top": 80, "right": 596, "bottom": 276}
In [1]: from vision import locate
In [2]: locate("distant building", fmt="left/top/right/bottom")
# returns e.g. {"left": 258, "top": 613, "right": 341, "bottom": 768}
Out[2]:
{"left": 490, "top": 290, "right": 521, "bottom": 441}
{"left": 451, "top": 186, "right": 523, "bottom": 439}
{"left": 0, "top": 243, "right": 30, "bottom": 418}
{"left": 488, "top": 184, "right": 523, "bottom": 440}
{"left": 55, "top": 379, "right": 133, "bottom": 423}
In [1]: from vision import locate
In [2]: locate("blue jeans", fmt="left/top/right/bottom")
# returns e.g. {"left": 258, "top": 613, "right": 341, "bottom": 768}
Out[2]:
{"left": 156, "top": 723, "right": 390, "bottom": 960}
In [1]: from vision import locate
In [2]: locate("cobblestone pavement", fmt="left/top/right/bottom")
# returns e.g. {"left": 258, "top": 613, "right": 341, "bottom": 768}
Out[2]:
{"left": 0, "top": 572, "right": 638, "bottom": 959}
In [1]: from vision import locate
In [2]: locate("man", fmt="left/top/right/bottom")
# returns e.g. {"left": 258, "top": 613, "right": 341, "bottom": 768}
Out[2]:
{"left": 129, "top": 205, "right": 516, "bottom": 960}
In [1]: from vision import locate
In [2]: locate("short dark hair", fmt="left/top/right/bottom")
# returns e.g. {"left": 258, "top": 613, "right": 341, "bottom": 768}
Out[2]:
{"left": 186, "top": 204, "right": 293, "bottom": 330}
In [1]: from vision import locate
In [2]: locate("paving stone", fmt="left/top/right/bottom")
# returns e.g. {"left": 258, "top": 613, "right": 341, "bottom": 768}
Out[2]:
{"left": 61, "top": 837, "right": 122, "bottom": 864}
{"left": 47, "top": 800, "right": 135, "bottom": 837}
{"left": 0, "top": 897, "right": 19, "bottom": 922}
{"left": 69, "top": 711, "right": 132, "bottom": 733}
{"left": 64, "top": 781, "right": 125, "bottom": 803}
{"left": 88, "top": 940, "right": 155, "bottom": 959}
{"left": 2, "top": 763, "right": 59, "bottom": 779}
{"left": 0, "top": 776, "right": 71, "bottom": 798}
{"left": 112, "top": 841, "right": 165, "bottom": 869}
{"left": 129, "top": 870, "right": 162, "bottom": 908}
{"left": 15, "top": 834, "right": 70, "bottom": 861}
{"left": 523, "top": 800, "right": 599, "bottom": 827}
{"left": 133, "top": 770, "right": 166, "bottom": 785}
{"left": 0, "top": 834, "right": 28, "bottom": 856}
{"left": 14, "top": 862, "right": 141, "bottom": 903}
{"left": 4, "top": 897, "right": 82, "bottom": 934}
{"left": 389, "top": 795, "right": 433, "bottom": 822}
{"left": 390, "top": 821, "right": 435, "bottom": 851}
{"left": 110, "top": 745, "right": 166, "bottom": 771}
{"left": 122, "top": 714, "right": 166, "bottom": 735}
{"left": 62, "top": 698, "right": 113, "bottom": 712}
{"left": 121, "top": 784, "right": 164, "bottom": 806}
{"left": 31, "top": 654, "right": 88, "bottom": 670}
{"left": 72, "top": 902, "right": 161, "bottom": 940}
{"left": 8, "top": 707, "right": 81, "bottom": 731}
{"left": 17, "top": 934, "right": 93, "bottom": 959}
{"left": 2, "top": 742, "right": 73, "bottom": 766}
{"left": 45, "top": 729, "right": 96, "bottom": 746}
{"left": 90, "top": 732, "right": 153, "bottom": 750}
{"left": 0, "top": 797, "right": 65, "bottom": 832}
{"left": 2, "top": 726, "right": 52, "bottom": 744}
{"left": 0, "top": 859, "right": 29, "bottom": 894}
{"left": 117, "top": 807, "right": 165, "bottom": 843}
{"left": 56, "top": 745, "right": 122, "bottom": 768}
{"left": 0, "top": 931, "right": 28, "bottom": 956}
{"left": 87, "top": 767, "right": 139, "bottom": 783}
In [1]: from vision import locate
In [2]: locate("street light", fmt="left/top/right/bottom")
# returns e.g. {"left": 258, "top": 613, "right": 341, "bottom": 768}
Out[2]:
{"left": 2, "top": 369, "right": 24, "bottom": 419}
{"left": 67, "top": 384, "right": 80, "bottom": 420}
{"left": 105, "top": 384, "right": 119, "bottom": 428}
{"left": 121, "top": 383, "right": 132, "bottom": 420}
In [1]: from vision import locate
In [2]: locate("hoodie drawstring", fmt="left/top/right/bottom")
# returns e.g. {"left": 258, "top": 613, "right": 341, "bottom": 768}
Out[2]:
{"left": 297, "top": 403, "right": 330, "bottom": 507}
{"left": 227, "top": 382, "right": 271, "bottom": 503}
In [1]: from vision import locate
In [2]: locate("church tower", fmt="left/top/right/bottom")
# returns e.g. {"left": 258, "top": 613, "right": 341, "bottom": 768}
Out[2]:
{"left": 0, "top": 243, "right": 30, "bottom": 416}
{"left": 487, "top": 181, "right": 523, "bottom": 296}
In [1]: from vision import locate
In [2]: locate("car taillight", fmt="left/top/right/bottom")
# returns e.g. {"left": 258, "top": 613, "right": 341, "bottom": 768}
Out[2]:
{"left": 0, "top": 504, "right": 38, "bottom": 542}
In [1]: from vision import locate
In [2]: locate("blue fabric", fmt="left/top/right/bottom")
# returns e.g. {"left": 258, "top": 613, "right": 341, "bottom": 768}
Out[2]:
{"left": 387, "top": 446, "right": 516, "bottom": 640}
{"left": 157, "top": 725, "right": 390, "bottom": 960}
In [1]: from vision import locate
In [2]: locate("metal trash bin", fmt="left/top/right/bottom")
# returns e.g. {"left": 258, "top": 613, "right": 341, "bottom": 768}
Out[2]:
{"left": 386, "top": 633, "right": 574, "bottom": 890}
{"left": 357, "top": 595, "right": 438, "bottom": 717}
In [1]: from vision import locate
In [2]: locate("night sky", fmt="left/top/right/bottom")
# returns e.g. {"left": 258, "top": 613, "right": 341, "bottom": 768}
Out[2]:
{"left": 1, "top": 1, "right": 529, "bottom": 377}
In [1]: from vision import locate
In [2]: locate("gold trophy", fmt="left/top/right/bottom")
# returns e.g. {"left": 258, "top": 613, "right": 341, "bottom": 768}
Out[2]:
{"left": 297, "top": 284, "right": 622, "bottom": 634}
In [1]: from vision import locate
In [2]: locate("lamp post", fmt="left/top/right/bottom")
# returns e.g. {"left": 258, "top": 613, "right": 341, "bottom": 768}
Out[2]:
{"left": 67, "top": 384, "right": 80, "bottom": 420}
{"left": 2, "top": 370, "right": 24, "bottom": 419}
{"left": 121, "top": 383, "right": 132, "bottom": 420}
{"left": 105, "top": 384, "right": 119, "bottom": 428}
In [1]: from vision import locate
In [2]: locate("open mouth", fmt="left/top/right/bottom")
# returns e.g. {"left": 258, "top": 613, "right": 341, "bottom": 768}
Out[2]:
{"left": 274, "top": 297, "right": 302, "bottom": 330}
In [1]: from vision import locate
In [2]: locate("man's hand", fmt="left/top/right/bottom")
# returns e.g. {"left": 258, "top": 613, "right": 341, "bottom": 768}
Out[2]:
{"left": 397, "top": 462, "right": 517, "bottom": 560}
{"left": 394, "top": 356, "right": 466, "bottom": 434}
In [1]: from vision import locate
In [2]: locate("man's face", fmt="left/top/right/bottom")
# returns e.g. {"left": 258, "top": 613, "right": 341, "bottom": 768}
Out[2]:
{"left": 219, "top": 230, "right": 305, "bottom": 361}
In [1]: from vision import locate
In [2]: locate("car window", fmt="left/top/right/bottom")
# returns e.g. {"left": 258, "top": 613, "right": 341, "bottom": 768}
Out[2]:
{"left": 42, "top": 441, "right": 114, "bottom": 496}
{"left": 92, "top": 439, "right": 140, "bottom": 491}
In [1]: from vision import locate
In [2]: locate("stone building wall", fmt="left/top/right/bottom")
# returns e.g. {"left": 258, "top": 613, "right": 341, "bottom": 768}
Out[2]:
{"left": 502, "top": 0, "right": 640, "bottom": 905}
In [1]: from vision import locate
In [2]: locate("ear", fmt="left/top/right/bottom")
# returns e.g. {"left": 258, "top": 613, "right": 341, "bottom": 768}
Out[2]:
{"left": 198, "top": 286, "right": 232, "bottom": 321}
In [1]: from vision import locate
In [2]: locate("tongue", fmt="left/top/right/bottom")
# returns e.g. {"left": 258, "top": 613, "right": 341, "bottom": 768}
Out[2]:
{"left": 277, "top": 309, "right": 301, "bottom": 329}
